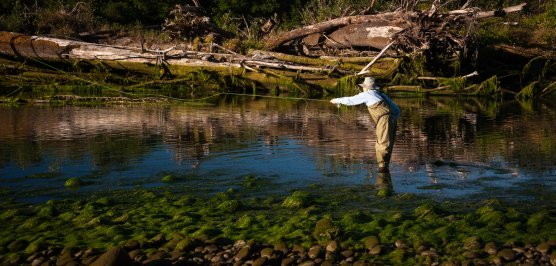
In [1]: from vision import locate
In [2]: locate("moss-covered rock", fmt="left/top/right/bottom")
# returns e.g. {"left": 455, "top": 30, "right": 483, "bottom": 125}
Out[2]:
{"left": 64, "top": 177, "right": 83, "bottom": 187}
{"left": 37, "top": 205, "right": 57, "bottom": 217}
{"left": 7, "top": 239, "right": 28, "bottom": 252}
{"left": 313, "top": 218, "right": 340, "bottom": 243}
{"left": 24, "top": 239, "right": 44, "bottom": 254}
{"left": 161, "top": 175, "right": 176, "bottom": 183}
{"left": 463, "top": 236, "right": 482, "bottom": 251}
{"left": 174, "top": 237, "right": 193, "bottom": 251}
{"left": 217, "top": 199, "right": 240, "bottom": 213}
{"left": 0, "top": 209, "right": 19, "bottom": 220}
{"left": 364, "top": 236, "right": 380, "bottom": 250}
{"left": 476, "top": 205, "right": 507, "bottom": 228}
{"left": 527, "top": 211, "right": 549, "bottom": 229}
{"left": 282, "top": 191, "right": 310, "bottom": 209}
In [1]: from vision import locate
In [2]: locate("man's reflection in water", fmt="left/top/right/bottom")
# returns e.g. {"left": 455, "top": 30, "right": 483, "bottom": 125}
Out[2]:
{"left": 375, "top": 169, "right": 393, "bottom": 197}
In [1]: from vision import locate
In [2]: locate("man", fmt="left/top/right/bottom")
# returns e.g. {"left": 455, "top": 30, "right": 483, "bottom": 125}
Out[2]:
{"left": 330, "top": 77, "right": 400, "bottom": 173}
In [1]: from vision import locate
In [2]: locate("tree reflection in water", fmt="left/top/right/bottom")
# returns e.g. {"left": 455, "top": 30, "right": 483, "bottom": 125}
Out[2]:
{"left": 0, "top": 96, "right": 555, "bottom": 201}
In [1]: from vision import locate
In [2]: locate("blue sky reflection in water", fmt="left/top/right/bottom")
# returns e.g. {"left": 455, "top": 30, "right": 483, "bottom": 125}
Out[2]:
{"left": 0, "top": 96, "right": 555, "bottom": 203}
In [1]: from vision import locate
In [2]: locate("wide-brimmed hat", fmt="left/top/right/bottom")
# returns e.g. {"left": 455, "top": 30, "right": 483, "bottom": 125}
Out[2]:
{"left": 359, "top": 77, "right": 380, "bottom": 90}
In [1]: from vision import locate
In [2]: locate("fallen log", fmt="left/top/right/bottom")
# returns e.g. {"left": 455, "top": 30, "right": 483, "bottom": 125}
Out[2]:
{"left": 475, "top": 3, "right": 527, "bottom": 19}
{"left": 0, "top": 31, "right": 403, "bottom": 96}
{"left": 264, "top": 12, "right": 410, "bottom": 51}
{"left": 265, "top": 3, "right": 527, "bottom": 54}
{"left": 322, "top": 23, "right": 407, "bottom": 50}
{"left": 417, "top": 71, "right": 479, "bottom": 80}
{"left": 248, "top": 49, "right": 399, "bottom": 74}
{"left": 0, "top": 31, "right": 331, "bottom": 73}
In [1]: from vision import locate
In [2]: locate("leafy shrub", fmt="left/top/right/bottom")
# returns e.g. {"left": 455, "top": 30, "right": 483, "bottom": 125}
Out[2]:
{"left": 34, "top": 2, "right": 95, "bottom": 36}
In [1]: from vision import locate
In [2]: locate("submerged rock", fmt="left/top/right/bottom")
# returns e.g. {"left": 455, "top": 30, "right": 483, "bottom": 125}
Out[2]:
{"left": 64, "top": 177, "right": 83, "bottom": 187}
{"left": 161, "top": 175, "right": 175, "bottom": 183}
{"left": 282, "top": 191, "right": 309, "bottom": 209}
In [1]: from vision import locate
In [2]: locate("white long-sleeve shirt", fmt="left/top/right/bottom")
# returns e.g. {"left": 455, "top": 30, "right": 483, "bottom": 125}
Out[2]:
{"left": 333, "top": 90, "right": 400, "bottom": 119}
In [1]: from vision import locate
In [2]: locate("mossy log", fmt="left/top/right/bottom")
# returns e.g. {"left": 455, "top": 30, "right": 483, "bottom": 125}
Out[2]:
{"left": 0, "top": 31, "right": 402, "bottom": 95}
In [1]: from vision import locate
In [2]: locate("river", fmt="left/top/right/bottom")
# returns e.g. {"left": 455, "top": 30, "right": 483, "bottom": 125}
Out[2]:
{"left": 1, "top": 95, "right": 555, "bottom": 204}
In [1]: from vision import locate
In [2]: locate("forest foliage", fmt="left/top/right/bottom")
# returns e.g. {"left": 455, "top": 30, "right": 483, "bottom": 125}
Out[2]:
{"left": 1, "top": 0, "right": 552, "bottom": 37}
{"left": 1, "top": 0, "right": 554, "bottom": 54}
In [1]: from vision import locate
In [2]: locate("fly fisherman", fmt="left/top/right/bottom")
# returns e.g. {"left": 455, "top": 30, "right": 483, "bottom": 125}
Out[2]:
{"left": 330, "top": 77, "right": 400, "bottom": 173}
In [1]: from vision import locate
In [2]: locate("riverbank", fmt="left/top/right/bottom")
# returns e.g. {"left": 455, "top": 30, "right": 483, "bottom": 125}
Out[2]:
{"left": 1, "top": 172, "right": 555, "bottom": 265}
{"left": 1, "top": 28, "right": 554, "bottom": 102}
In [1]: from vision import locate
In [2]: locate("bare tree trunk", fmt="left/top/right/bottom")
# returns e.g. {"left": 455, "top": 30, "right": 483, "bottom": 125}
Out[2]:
{"left": 264, "top": 12, "right": 409, "bottom": 50}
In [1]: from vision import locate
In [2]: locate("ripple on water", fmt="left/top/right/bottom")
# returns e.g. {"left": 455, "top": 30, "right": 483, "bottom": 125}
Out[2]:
{"left": 0, "top": 97, "right": 555, "bottom": 203}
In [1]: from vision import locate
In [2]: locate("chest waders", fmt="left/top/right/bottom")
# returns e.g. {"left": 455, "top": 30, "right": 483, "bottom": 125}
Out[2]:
{"left": 367, "top": 92, "right": 397, "bottom": 169}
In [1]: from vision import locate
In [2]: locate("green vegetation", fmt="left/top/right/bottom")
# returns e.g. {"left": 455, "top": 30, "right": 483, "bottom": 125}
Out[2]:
{"left": 64, "top": 177, "right": 83, "bottom": 187}
{"left": 161, "top": 175, "right": 176, "bottom": 183}
{"left": 2, "top": 0, "right": 553, "bottom": 48}
{"left": 0, "top": 175, "right": 554, "bottom": 264}
{"left": 477, "top": 1, "right": 556, "bottom": 49}
{"left": 1, "top": 0, "right": 554, "bottom": 100}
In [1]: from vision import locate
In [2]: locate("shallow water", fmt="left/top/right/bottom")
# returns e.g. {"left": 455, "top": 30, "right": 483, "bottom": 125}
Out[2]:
{"left": 1, "top": 96, "right": 555, "bottom": 203}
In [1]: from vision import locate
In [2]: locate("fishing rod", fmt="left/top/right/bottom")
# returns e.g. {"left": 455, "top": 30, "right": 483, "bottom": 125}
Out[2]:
{"left": 219, "top": 92, "right": 330, "bottom": 102}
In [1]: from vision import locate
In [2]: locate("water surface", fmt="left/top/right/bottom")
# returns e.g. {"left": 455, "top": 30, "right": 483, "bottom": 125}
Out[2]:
{"left": 1, "top": 96, "right": 555, "bottom": 203}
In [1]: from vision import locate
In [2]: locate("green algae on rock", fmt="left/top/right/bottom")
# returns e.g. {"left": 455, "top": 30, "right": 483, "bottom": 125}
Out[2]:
{"left": 0, "top": 179, "right": 555, "bottom": 265}
{"left": 64, "top": 177, "right": 83, "bottom": 187}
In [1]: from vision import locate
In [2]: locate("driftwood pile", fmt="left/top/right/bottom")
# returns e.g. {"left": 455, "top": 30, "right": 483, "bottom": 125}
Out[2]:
{"left": 162, "top": 4, "right": 215, "bottom": 41}
{"left": 266, "top": 3, "right": 527, "bottom": 59}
